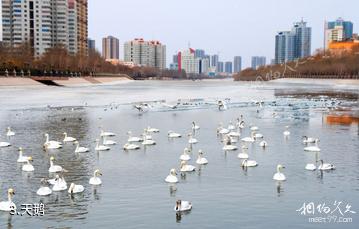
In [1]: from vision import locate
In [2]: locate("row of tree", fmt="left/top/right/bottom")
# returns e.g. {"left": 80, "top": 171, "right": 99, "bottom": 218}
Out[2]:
{"left": 233, "top": 47, "right": 359, "bottom": 81}
{"left": 0, "top": 43, "right": 191, "bottom": 79}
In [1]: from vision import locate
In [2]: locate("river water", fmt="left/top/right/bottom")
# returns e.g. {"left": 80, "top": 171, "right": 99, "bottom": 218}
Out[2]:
{"left": 0, "top": 79, "right": 358, "bottom": 228}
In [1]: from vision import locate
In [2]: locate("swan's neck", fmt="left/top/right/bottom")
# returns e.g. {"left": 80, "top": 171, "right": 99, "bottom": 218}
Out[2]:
{"left": 96, "top": 142, "right": 99, "bottom": 148}
{"left": 94, "top": 172, "right": 97, "bottom": 177}
{"left": 27, "top": 160, "right": 31, "bottom": 165}
{"left": 75, "top": 144, "right": 79, "bottom": 150}
{"left": 50, "top": 161, "right": 54, "bottom": 167}
{"left": 64, "top": 133, "right": 67, "bottom": 138}
{"left": 8, "top": 193, "right": 12, "bottom": 202}
{"left": 277, "top": 167, "right": 281, "bottom": 173}
{"left": 19, "top": 150, "right": 23, "bottom": 158}
{"left": 46, "top": 135, "right": 49, "bottom": 143}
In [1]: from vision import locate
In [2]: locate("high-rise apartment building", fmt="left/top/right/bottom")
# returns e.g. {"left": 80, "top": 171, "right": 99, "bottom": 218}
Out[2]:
{"left": 102, "top": 36, "right": 119, "bottom": 60}
{"left": 325, "top": 18, "right": 354, "bottom": 49}
{"left": 211, "top": 55, "right": 219, "bottom": 67}
{"left": 251, "top": 56, "right": 266, "bottom": 69}
{"left": 124, "top": 38, "right": 166, "bottom": 69}
{"left": 217, "top": 62, "right": 224, "bottom": 73}
{"left": 225, "top": 62, "right": 232, "bottom": 74}
{"left": 233, "top": 56, "right": 242, "bottom": 73}
{"left": 87, "top": 38, "right": 96, "bottom": 50}
{"left": 275, "top": 20, "right": 311, "bottom": 64}
{"left": 195, "top": 49, "right": 205, "bottom": 58}
{"left": 1, "top": 0, "right": 88, "bottom": 56}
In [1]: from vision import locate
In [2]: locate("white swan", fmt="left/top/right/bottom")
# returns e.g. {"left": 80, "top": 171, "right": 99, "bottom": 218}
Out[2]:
{"left": 227, "top": 121, "right": 235, "bottom": 130}
{"left": 6, "top": 127, "right": 15, "bottom": 136}
{"left": 174, "top": 200, "right": 192, "bottom": 212}
{"left": 63, "top": 132, "right": 76, "bottom": 142}
{"left": 68, "top": 183, "right": 85, "bottom": 194}
{"left": 196, "top": 150, "right": 208, "bottom": 165}
{"left": 253, "top": 132, "right": 264, "bottom": 139}
{"left": 188, "top": 133, "right": 198, "bottom": 144}
{"left": 273, "top": 165, "right": 286, "bottom": 181}
{"left": 95, "top": 139, "right": 110, "bottom": 151}
{"left": 127, "top": 131, "right": 143, "bottom": 142}
{"left": 302, "top": 136, "right": 318, "bottom": 144}
{"left": 237, "top": 146, "right": 249, "bottom": 159}
{"left": 52, "top": 175, "right": 67, "bottom": 191}
{"left": 36, "top": 179, "right": 52, "bottom": 196}
{"left": 146, "top": 126, "right": 160, "bottom": 133}
{"left": 192, "top": 121, "right": 200, "bottom": 131}
{"left": 100, "top": 129, "right": 116, "bottom": 137}
{"left": 250, "top": 125, "right": 259, "bottom": 131}
{"left": 237, "top": 119, "right": 245, "bottom": 129}
{"left": 168, "top": 131, "right": 181, "bottom": 138}
{"left": 74, "top": 141, "right": 89, "bottom": 153}
{"left": 318, "top": 160, "right": 335, "bottom": 170}
{"left": 123, "top": 143, "right": 140, "bottom": 150}
{"left": 241, "top": 132, "right": 255, "bottom": 142}
{"left": 48, "top": 156, "right": 63, "bottom": 173}
{"left": 102, "top": 136, "right": 116, "bottom": 145}
{"left": 179, "top": 148, "right": 191, "bottom": 161}
{"left": 241, "top": 159, "right": 258, "bottom": 167}
{"left": 0, "top": 188, "right": 16, "bottom": 212}
{"left": 165, "top": 168, "right": 178, "bottom": 183}
{"left": 180, "top": 161, "right": 196, "bottom": 172}
{"left": 305, "top": 164, "right": 316, "bottom": 171}
{"left": 283, "top": 126, "right": 290, "bottom": 136}
{"left": 142, "top": 134, "right": 156, "bottom": 145}
{"left": 0, "top": 140, "right": 11, "bottom": 148}
{"left": 259, "top": 140, "right": 268, "bottom": 148}
{"left": 304, "top": 139, "right": 321, "bottom": 152}
{"left": 218, "top": 100, "right": 228, "bottom": 111}
{"left": 217, "top": 123, "right": 230, "bottom": 135}
{"left": 89, "top": 169, "right": 102, "bottom": 185}
{"left": 44, "top": 133, "right": 62, "bottom": 149}
{"left": 22, "top": 156, "right": 35, "bottom": 172}
{"left": 17, "top": 147, "right": 29, "bottom": 163}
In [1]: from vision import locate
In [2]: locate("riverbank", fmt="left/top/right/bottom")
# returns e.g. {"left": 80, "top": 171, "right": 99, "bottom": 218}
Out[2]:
{"left": 0, "top": 76, "right": 132, "bottom": 87}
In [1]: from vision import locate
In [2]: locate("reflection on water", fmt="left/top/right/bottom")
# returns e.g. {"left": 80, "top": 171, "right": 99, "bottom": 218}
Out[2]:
{"left": 0, "top": 81, "right": 358, "bottom": 228}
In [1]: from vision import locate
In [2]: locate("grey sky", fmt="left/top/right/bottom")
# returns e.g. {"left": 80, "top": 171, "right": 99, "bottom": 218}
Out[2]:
{"left": 89, "top": 0, "right": 358, "bottom": 68}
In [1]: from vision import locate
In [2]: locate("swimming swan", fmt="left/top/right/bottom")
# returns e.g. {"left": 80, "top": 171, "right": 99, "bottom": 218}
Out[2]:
{"left": 188, "top": 133, "right": 198, "bottom": 144}
{"left": 95, "top": 139, "right": 110, "bottom": 151}
{"left": 180, "top": 148, "right": 191, "bottom": 161}
{"left": 0, "top": 188, "right": 16, "bottom": 212}
{"left": 174, "top": 200, "right": 192, "bottom": 212}
{"left": 318, "top": 160, "right": 335, "bottom": 171}
{"left": 44, "top": 133, "right": 62, "bottom": 149}
{"left": 68, "top": 183, "right": 85, "bottom": 194}
{"left": 304, "top": 139, "right": 321, "bottom": 152}
{"left": 180, "top": 161, "right": 196, "bottom": 172}
{"left": 22, "top": 156, "right": 35, "bottom": 172}
{"left": 241, "top": 159, "right": 258, "bottom": 167}
{"left": 89, "top": 169, "right": 102, "bottom": 185}
{"left": 196, "top": 150, "right": 208, "bottom": 165}
{"left": 102, "top": 136, "right": 116, "bottom": 145}
{"left": 273, "top": 164, "right": 286, "bottom": 181}
{"left": 168, "top": 131, "right": 181, "bottom": 138}
{"left": 63, "top": 132, "right": 76, "bottom": 142}
{"left": 283, "top": 126, "right": 290, "bottom": 136}
{"left": 165, "top": 169, "right": 178, "bottom": 183}
{"left": 48, "top": 156, "right": 63, "bottom": 173}
{"left": 36, "top": 178, "right": 52, "bottom": 196}
{"left": 6, "top": 127, "right": 15, "bottom": 136}
{"left": 52, "top": 175, "right": 67, "bottom": 191}
{"left": 127, "top": 131, "right": 143, "bottom": 142}
{"left": 17, "top": 147, "right": 29, "bottom": 163}
{"left": 74, "top": 141, "right": 89, "bottom": 153}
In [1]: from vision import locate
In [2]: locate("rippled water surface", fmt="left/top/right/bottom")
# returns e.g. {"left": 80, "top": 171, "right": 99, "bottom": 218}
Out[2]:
{"left": 0, "top": 80, "right": 358, "bottom": 228}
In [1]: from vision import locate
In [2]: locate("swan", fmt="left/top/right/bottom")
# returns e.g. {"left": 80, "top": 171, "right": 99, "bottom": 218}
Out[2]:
{"left": 123, "top": 143, "right": 140, "bottom": 150}
{"left": 305, "top": 164, "right": 316, "bottom": 171}
{"left": 0, "top": 140, "right": 11, "bottom": 148}
{"left": 102, "top": 136, "right": 116, "bottom": 145}
{"left": 127, "top": 131, "right": 143, "bottom": 142}
{"left": 17, "top": 147, "right": 29, "bottom": 163}
{"left": 241, "top": 132, "right": 255, "bottom": 142}
{"left": 95, "top": 139, "right": 110, "bottom": 151}
{"left": 223, "top": 144, "right": 238, "bottom": 151}
{"left": 217, "top": 123, "right": 230, "bottom": 135}
{"left": 52, "top": 175, "right": 67, "bottom": 191}
{"left": 36, "top": 179, "right": 52, "bottom": 196}
{"left": 142, "top": 134, "right": 156, "bottom": 145}
{"left": 0, "top": 188, "right": 16, "bottom": 212}
{"left": 179, "top": 148, "right": 191, "bottom": 161}
{"left": 22, "top": 156, "right": 35, "bottom": 172}
{"left": 68, "top": 183, "right": 85, "bottom": 194}
{"left": 48, "top": 156, "right": 63, "bottom": 173}
{"left": 318, "top": 160, "right": 335, "bottom": 170}
{"left": 165, "top": 168, "right": 178, "bottom": 183}
{"left": 146, "top": 126, "right": 160, "bottom": 133}
{"left": 192, "top": 122, "right": 200, "bottom": 131}
{"left": 237, "top": 119, "right": 245, "bottom": 129}
{"left": 273, "top": 165, "right": 286, "bottom": 181}
{"left": 100, "top": 129, "right": 116, "bottom": 137}
{"left": 168, "top": 131, "right": 181, "bottom": 138}
{"left": 6, "top": 127, "right": 15, "bottom": 136}
{"left": 180, "top": 161, "right": 196, "bottom": 172}
{"left": 218, "top": 100, "right": 228, "bottom": 111}
{"left": 237, "top": 146, "right": 249, "bottom": 159}
{"left": 196, "top": 150, "right": 208, "bottom": 165}
{"left": 174, "top": 200, "right": 192, "bottom": 212}
{"left": 302, "top": 136, "right": 318, "bottom": 144}
{"left": 74, "top": 141, "right": 89, "bottom": 153}
{"left": 241, "top": 159, "right": 258, "bottom": 167}
{"left": 63, "top": 132, "right": 76, "bottom": 142}
{"left": 283, "top": 126, "right": 290, "bottom": 136}
{"left": 253, "top": 132, "right": 264, "bottom": 139}
{"left": 304, "top": 139, "right": 321, "bottom": 152}
{"left": 89, "top": 169, "right": 102, "bottom": 185}
{"left": 44, "top": 133, "right": 62, "bottom": 149}
{"left": 259, "top": 140, "right": 268, "bottom": 148}
{"left": 188, "top": 133, "right": 198, "bottom": 144}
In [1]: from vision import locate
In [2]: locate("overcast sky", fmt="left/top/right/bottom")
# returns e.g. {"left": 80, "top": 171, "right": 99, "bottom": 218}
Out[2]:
{"left": 88, "top": 0, "right": 358, "bottom": 68}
